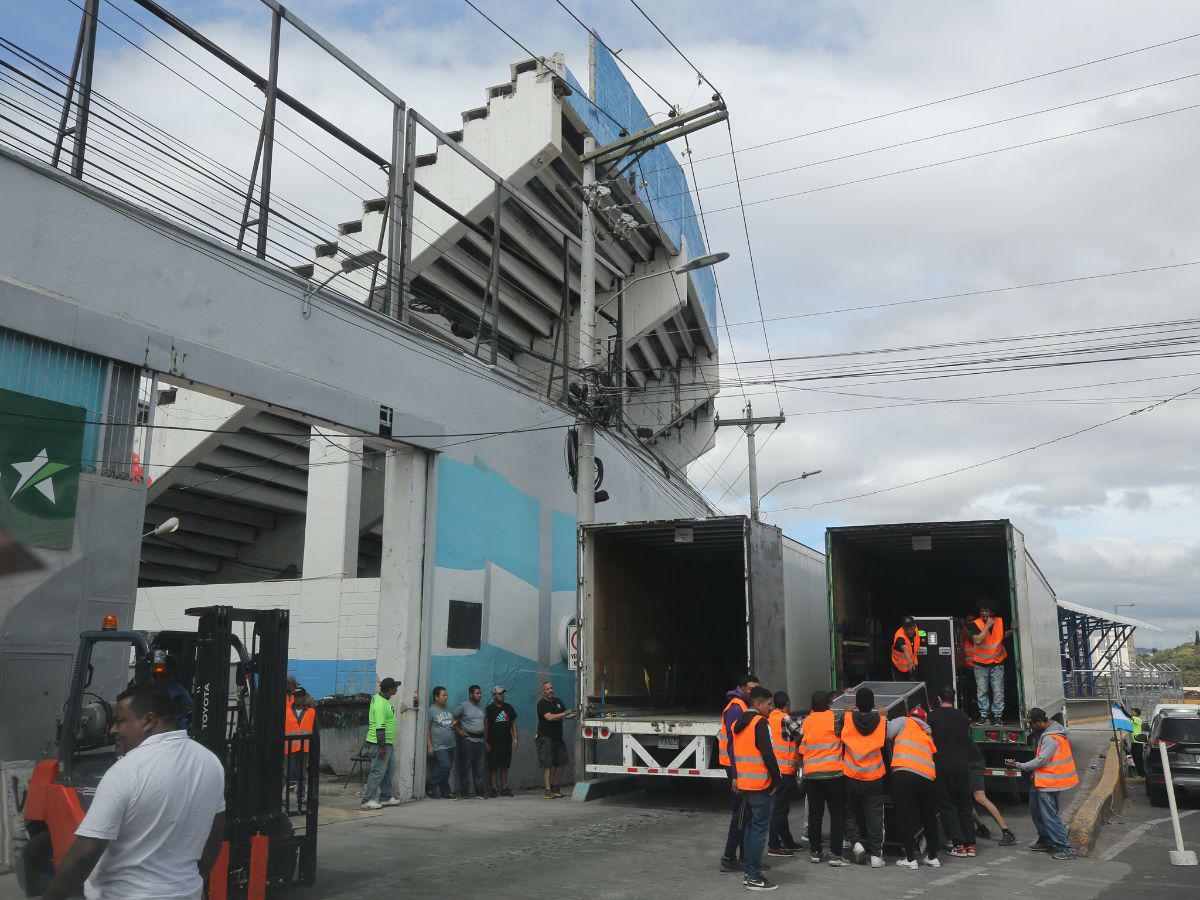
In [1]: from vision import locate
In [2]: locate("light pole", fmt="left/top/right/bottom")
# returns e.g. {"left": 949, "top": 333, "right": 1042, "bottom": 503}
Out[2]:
{"left": 143, "top": 516, "right": 180, "bottom": 539}
{"left": 759, "top": 470, "right": 822, "bottom": 509}
{"left": 302, "top": 249, "right": 387, "bottom": 318}
{"left": 595, "top": 252, "right": 730, "bottom": 314}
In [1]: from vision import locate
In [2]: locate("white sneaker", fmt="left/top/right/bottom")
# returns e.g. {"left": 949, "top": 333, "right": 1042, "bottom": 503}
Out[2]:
{"left": 922, "top": 857, "right": 942, "bottom": 869}
{"left": 895, "top": 859, "right": 918, "bottom": 870}
{"left": 380, "top": 798, "right": 401, "bottom": 807}
{"left": 851, "top": 842, "right": 866, "bottom": 863}
{"left": 870, "top": 856, "right": 885, "bottom": 868}
{"left": 360, "top": 800, "right": 382, "bottom": 810}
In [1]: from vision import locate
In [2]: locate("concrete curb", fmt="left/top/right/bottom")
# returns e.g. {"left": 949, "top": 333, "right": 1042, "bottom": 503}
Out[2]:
{"left": 571, "top": 776, "right": 641, "bottom": 802}
{"left": 1068, "top": 736, "right": 1125, "bottom": 856}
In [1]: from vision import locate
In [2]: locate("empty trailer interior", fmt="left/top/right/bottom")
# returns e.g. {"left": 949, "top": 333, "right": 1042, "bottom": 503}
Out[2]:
{"left": 588, "top": 518, "right": 750, "bottom": 713}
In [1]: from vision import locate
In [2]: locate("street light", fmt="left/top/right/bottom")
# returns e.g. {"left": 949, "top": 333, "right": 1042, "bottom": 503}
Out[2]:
{"left": 595, "top": 251, "right": 729, "bottom": 313}
{"left": 302, "top": 249, "right": 387, "bottom": 319}
{"left": 759, "top": 470, "right": 822, "bottom": 504}
{"left": 143, "top": 516, "right": 180, "bottom": 539}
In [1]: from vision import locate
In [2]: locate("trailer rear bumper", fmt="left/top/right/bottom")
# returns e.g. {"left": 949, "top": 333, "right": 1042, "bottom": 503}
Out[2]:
{"left": 583, "top": 722, "right": 724, "bottom": 779}
{"left": 586, "top": 763, "right": 726, "bottom": 778}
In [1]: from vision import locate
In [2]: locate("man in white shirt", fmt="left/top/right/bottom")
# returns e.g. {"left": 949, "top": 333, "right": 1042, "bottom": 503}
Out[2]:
{"left": 41, "top": 683, "right": 226, "bottom": 900}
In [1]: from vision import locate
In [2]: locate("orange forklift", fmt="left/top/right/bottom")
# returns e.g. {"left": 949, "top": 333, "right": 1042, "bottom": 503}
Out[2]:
{"left": 18, "top": 606, "right": 318, "bottom": 897}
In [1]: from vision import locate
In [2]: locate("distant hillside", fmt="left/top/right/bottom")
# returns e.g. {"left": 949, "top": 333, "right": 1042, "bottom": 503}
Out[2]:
{"left": 1143, "top": 640, "right": 1200, "bottom": 687}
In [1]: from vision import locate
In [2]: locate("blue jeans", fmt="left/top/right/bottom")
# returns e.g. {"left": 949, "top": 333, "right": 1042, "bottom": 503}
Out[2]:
{"left": 362, "top": 743, "right": 395, "bottom": 802}
{"left": 741, "top": 790, "right": 775, "bottom": 880}
{"left": 974, "top": 664, "right": 1004, "bottom": 719}
{"left": 426, "top": 747, "right": 454, "bottom": 797}
{"left": 457, "top": 737, "right": 487, "bottom": 795}
{"left": 1030, "top": 788, "right": 1071, "bottom": 850}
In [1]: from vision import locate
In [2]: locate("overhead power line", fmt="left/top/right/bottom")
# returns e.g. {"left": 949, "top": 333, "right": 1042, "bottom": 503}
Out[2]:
{"left": 664, "top": 29, "right": 1200, "bottom": 168}
{"left": 643, "top": 102, "right": 1200, "bottom": 226}
{"left": 768, "top": 382, "right": 1200, "bottom": 512}
{"left": 632, "top": 70, "right": 1200, "bottom": 202}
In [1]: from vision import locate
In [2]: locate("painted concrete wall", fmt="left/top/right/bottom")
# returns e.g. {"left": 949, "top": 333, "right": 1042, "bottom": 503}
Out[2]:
{"left": 0, "top": 473, "right": 144, "bottom": 761}
{"left": 135, "top": 578, "right": 381, "bottom": 699}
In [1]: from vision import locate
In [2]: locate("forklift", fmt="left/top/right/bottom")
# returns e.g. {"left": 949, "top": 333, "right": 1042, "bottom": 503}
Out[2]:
{"left": 18, "top": 606, "right": 318, "bottom": 897}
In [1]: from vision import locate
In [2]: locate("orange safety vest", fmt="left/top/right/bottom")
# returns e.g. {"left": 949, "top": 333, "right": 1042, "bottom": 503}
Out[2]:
{"left": 961, "top": 625, "right": 975, "bottom": 668}
{"left": 768, "top": 709, "right": 799, "bottom": 776}
{"left": 842, "top": 716, "right": 887, "bottom": 781}
{"left": 285, "top": 705, "right": 316, "bottom": 754}
{"left": 718, "top": 696, "right": 749, "bottom": 767}
{"left": 800, "top": 709, "right": 842, "bottom": 776}
{"left": 1033, "top": 733, "right": 1079, "bottom": 790}
{"left": 891, "top": 627, "right": 921, "bottom": 673}
{"left": 891, "top": 717, "right": 936, "bottom": 780}
{"left": 731, "top": 714, "right": 772, "bottom": 792}
{"left": 973, "top": 616, "right": 1008, "bottom": 665}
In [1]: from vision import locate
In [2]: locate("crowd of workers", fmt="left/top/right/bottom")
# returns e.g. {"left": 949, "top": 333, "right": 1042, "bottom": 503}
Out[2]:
{"left": 357, "top": 677, "right": 575, "bottom": 809}
{"left": 717, "top": 605, "right": 1079, "bottom": 892}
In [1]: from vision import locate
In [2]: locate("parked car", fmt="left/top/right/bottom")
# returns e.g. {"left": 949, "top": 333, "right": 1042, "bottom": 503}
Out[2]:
{"left": 1145, "top": 707, "right": 1200, "bottom": 807}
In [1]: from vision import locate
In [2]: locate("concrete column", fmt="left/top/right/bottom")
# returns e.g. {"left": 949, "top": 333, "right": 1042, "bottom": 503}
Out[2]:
{"left": 302, "top": 428, "right": 363, "bottom": 578}
{"left": 377, "top": 446, "right": 428, "bottom": 799}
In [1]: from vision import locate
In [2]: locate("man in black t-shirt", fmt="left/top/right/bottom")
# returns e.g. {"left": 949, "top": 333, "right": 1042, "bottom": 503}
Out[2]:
{"left": 927, "top": 686, "right": 976, "bottom": 858}
{"left": 536, "top": 679, "right": 574, "bottom": 799}
{"left": 484, "top": 685, "right": 519, "bottom": 797}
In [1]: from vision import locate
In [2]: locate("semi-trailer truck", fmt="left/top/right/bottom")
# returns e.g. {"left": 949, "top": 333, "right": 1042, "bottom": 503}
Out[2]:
{"left": 826, "top": 519, "right": 1066, "bottom": 774}
{"left": 576, "top": 516, "right": 827, "bottom": 779}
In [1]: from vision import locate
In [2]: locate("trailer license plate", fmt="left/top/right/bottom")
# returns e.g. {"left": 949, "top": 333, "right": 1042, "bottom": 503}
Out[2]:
{"left": 658, "top": 737, "right": 679, "bottom": 750}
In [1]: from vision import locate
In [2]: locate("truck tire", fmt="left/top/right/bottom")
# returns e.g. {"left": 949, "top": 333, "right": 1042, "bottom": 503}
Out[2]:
{"left": 16, "top": 830, "right": 53, "bottom": 897}
{"left": 1148, "top": 786, "right": 1169, "bottom": 808}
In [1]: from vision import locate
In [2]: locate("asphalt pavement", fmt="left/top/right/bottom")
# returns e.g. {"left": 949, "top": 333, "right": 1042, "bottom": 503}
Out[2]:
{"left": 4, "top": 772, "right": 1195, "bottom": 898}
{"left": 280, "top": 775, "right": 1185, "bottom": 900}
{"left": 1092, "top": 776, "right": 1200, "bottom": 897}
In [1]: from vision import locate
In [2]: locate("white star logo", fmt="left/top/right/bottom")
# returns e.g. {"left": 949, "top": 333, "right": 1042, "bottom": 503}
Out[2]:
{"left": 10, "top": 448, "right": 67, "bottom": 504}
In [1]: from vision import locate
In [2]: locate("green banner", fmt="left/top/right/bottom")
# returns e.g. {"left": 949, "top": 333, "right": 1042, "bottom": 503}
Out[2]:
{"left": 0, "top": 388, "right": 84, "bottom": 550}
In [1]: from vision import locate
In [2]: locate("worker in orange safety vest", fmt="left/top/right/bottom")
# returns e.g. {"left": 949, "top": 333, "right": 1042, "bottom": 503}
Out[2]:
{"left": 285, "top": 686, "right": 316, "bottom": 805}
{"left": 888, "top": 705, "right": 940, "bottom": 869}
{"left": 969, "top": 601, "right": 1016, "bottom": 725}
{"left": 728, "top": 686, "right": 784, "bottom": 891}
{"left": 841, "top": 686, "right": 889, "bottom": 867}
{"left": 891, "top": 615, "right": 922, "bottom": 681}
{"left": 800, "top": 690, "right": 848, "bottom": 866}
{"left": 766, "top": 691, "right": 802, "bottom": 857}
{"left": 1006, "top": 708, "right": 1078, "bottom": 860}
{"left": 719, "top": 673, "right": 760, "bottom": 873}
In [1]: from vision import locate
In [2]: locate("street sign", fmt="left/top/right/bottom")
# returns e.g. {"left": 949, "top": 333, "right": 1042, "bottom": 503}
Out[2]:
{"left": 567, "top": 623, "right": 580, "bottom": 670}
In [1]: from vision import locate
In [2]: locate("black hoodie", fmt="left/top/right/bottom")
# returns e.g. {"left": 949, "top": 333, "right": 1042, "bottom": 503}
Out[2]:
{"left": 849, "top": 709, "right": 881, "bottom": 736}
{"left": 732, "top": 709, "right": 782, "bottom": 789}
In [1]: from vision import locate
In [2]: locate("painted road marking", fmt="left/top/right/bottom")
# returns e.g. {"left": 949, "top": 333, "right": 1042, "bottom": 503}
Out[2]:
{"left": 1098, "top": 809, "right": 1198, "bottom": 861}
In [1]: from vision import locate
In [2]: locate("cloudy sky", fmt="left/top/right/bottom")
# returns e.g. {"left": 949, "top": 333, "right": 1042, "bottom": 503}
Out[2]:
{"left": 6, "top": 1, "right": 1199, "bottom": 648}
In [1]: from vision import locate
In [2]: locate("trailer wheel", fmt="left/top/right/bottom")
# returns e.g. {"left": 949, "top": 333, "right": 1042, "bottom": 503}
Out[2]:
{"left": 16, "top": 830, "right": 53, "bottom": 897}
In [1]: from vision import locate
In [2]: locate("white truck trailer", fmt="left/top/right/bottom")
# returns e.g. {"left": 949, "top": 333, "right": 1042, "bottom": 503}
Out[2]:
{"left": 576, "top": 516, "right": 827, "bottom": 780}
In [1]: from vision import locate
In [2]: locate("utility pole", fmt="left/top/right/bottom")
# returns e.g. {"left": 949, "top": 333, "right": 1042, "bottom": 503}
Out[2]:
{"left": 576, "top": 134, "right": 598, "bottom": 528}
{"left": 715, "top": 402, "right": 785, "bottom": 520}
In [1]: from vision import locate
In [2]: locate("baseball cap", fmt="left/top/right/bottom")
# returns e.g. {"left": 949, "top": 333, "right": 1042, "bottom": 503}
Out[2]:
{"left": 492, "top": 685, "right": 506, "bottom": 695}
{"left": 909, "top": 704, "right": 928, "bottom": 721}
{"left": 900, "top": 615, "right": 916, "bottom": 626}
{"left": 379, "top": 677, "right": 400, "bottom": 691}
